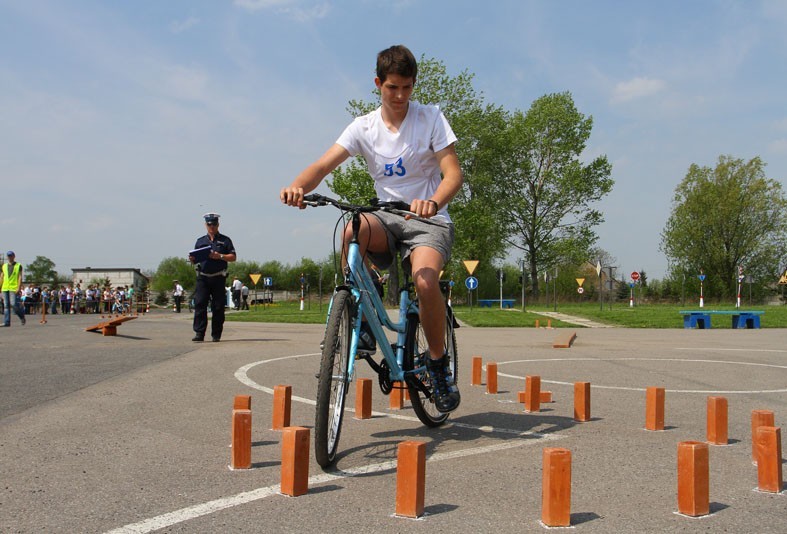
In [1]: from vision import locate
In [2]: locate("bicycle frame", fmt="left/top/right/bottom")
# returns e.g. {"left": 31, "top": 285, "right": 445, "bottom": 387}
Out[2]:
{"left": 336, "top": 230, "right": 416, "bottom": 385}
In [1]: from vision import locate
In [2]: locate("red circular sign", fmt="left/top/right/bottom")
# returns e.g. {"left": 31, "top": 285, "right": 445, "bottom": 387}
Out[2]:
{"left": 631, "top": 271, "right": 640, "bottom": 281}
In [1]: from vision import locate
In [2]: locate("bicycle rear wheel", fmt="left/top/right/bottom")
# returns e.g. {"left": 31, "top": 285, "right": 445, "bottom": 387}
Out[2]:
{"left": 404, "top": 309, "right": 458, "bottom": 427}
{"left": 314, "top": 289, "right": 353, "bottom": 468}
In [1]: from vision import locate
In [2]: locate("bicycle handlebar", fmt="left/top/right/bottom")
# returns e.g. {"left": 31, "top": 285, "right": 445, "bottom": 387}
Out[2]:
{"left": 302, "top": 193, "right": 447, "bottom": 226}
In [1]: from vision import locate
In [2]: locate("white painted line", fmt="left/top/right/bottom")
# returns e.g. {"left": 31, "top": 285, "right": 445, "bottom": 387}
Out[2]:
{"left": 236, "top": 355, "right": 553, "bottom": 433}
{"left": 106, "top": 431, "right": 562, "bottom": 533}
{"left": 676, "top": 347, "right": 787, "bottom": 354}
{"left": 494, "top": 358, "right": 787, "bottom": 394}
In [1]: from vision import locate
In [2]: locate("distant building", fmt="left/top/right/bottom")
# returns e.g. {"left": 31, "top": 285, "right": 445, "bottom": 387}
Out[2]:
{"left": 71, "top": 267, "right": 149, "bottom": 290}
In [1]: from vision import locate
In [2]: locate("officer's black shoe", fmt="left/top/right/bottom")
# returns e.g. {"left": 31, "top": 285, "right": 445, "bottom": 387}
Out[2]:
{"left": 21, "top": 316, "right": 26, "bottom": 326}
{"left": 192, "top": 334, "right": 204, "bottom": 342}
{"left": 212, "top": 337, "right": 221, "bottom": 342}
{"left": 426, "top": 355, "right": 461, "bottom": 413}
{"left": 357, "top": 321, "right": 376, "bottom": 353}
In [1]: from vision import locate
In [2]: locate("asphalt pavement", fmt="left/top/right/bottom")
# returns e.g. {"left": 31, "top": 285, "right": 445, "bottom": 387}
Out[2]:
{"left": 1, "top": 310, "right": 785, "bottom": 533}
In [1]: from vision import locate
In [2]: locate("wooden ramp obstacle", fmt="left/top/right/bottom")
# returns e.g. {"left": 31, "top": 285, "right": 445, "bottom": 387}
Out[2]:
{"left": 85, "top": 316, "right": 137, "bottom": 336}
{"left": 552, "top": 331, "right": 577, "bottom": 348}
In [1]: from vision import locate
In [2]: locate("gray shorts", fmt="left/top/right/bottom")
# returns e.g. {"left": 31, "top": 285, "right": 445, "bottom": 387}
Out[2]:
{"left": 368, "top": 212, "right": 455, "bottom": 273}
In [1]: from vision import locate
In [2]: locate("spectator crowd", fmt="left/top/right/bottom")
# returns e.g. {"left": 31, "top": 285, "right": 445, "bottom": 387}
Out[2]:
{"left": 1, "top": 284, "right": 142, "bottom": 316}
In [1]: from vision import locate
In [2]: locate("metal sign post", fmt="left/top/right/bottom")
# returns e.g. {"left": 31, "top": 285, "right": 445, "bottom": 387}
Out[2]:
{"left": 698, "top": 270, "right": 706, "bottom": 308}
{"left": 463, "top": 260, "right": 479, "bottom": 310}
{"left": 630, "top": 271, "right": 640, "bottom": 307}
{"left": 250, "top": 273, "right": 261, "bottom": 310}
{"left": 596, "top": 261, "right": 602, "bottom": 311}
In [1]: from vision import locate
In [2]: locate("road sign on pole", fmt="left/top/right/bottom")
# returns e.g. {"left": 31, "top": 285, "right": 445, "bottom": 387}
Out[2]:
{"left": 463, "top": 260, "right": 479, "bottom": 275}
{"left": 631, "top": 271, "right": 640, "bottom": 282}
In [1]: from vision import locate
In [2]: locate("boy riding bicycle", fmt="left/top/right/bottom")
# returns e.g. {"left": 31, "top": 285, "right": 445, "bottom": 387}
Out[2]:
{"left": 280, "top": 44, "right": 462, "bottom": 413}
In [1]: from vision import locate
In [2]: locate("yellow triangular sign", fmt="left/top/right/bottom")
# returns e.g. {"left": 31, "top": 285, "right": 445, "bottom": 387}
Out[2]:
{"left": 250, "top": 273, "right": 262, "bottom": 285}
{"left": 463, "top": 260, "right": 479, "bottom": 275}
{"left": 576, "top": 278, "right": 585, "bottom": 287}
{"left": 779, "top": 270, "right": 787, "bottom": 285}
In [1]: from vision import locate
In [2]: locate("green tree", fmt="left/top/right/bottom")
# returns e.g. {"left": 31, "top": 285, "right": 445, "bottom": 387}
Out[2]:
{"left": 496, "top": 92, "right": 613, "bottom": 297}
{"left": 151, "top": 257, "right": 196, "bottom": 293}
{"left": 25, "top": 256, "right": 58, "bottom": 286}
{"left": 661, "top": 155, "right": 787, "bottom": 300}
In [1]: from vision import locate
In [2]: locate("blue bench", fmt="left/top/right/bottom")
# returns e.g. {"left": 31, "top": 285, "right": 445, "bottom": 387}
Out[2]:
{"left": 679, "top": 310, "right": 763, "bottom": 329}
{"left": 478, "top": 299, "right": 516, "bottom": 309}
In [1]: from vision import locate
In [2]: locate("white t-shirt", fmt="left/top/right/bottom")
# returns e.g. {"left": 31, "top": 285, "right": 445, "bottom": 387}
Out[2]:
{"left": 336, "top": 101, "right": 457, "bottom": 223}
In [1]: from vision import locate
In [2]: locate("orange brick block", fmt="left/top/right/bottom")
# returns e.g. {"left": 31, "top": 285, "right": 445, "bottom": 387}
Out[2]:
{"left": 281, "top": 426, "right": 310, "bottom": 496}
{"left": 230, "top": 409, "right": 252, "bottom": 470}
{"left": 541, "top": 448, "right": 571, "bottom": 527}
{"left": 390, "top": 381, "right": 405, "bottom": 410}
{"left": 574, "top": 382, "right": 591, "bottom": 422}
{"left": 355, "top": 378, "right": 372, "bottom": 420}
{"left": 234, "top": 394, "right": 251, "bottom": 411}
{"left": 518, "top": 390, "right": 552, "bottom": 403}
{"left": 706, "top": 396, "right": 728, "bottom": 445}
{"left": 677, "top": 441, "right": 709, "bottom": 517}
{"left": 645, "top": 387, "right": 665, "bottom": 431}
{"left": 751, "top": 410, "right": 775, "bottom": 462}
{"left": 486, "top": 362, "right": 498, "bottom": 394}
{"left": 395, "top": 441, "right": 426, "bottom": 518}
{"left": 525, "top": 375, "right": 541, "bottom": 413}
{"left": 272, "top": 385, "right": 292, "bottom": 430}
{"left": 755, "top": 426, "right": 783, "bottom": 493}
{"left": 471, "top": 356, "right": 483, "bottom": 386}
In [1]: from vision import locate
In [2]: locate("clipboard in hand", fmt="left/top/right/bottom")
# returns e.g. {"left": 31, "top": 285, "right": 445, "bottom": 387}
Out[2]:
{"left": 189, "top": 246, "right": 212, "bottom": 262}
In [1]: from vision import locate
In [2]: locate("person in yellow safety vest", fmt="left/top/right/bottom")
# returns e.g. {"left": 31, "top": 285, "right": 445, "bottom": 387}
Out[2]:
{"left": 1, "top": 251, "right": 26, "bottom": 326}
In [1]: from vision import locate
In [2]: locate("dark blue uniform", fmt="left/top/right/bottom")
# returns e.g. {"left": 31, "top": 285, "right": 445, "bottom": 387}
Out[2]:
{"left": 192, "top": 232, "right": 235, "bottom": 340}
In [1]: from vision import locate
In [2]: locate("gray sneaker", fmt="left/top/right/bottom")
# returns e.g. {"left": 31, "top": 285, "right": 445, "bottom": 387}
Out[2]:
{"left": 426, "top": 355, "right": 460, "bottom": 413}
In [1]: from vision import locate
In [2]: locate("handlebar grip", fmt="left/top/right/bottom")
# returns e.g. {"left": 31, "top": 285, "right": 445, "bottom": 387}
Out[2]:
{"left": 369, "top": 197, "right": 411, "bottom": 211}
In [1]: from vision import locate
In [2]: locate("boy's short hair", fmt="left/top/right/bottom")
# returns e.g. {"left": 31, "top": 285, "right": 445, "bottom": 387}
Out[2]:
{"left": 376, "top": 45, "right": 417, "bottom": 82}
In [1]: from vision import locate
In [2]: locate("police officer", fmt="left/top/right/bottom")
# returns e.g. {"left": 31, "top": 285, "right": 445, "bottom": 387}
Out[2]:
{"left": 189, "top": 213, "right": 236, "bottom": 342}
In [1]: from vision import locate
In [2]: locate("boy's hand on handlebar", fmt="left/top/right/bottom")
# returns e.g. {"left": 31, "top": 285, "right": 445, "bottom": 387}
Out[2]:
{"left": 280, "top": 186, "right": 306, "bottom": 209}
{"left": 409, "top": 198, "right": 439, "bottom": 219}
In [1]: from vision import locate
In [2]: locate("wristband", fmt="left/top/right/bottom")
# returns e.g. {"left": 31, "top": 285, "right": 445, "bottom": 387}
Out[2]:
{"left": 427, "top": 200, "right": 439, "bottom": 213}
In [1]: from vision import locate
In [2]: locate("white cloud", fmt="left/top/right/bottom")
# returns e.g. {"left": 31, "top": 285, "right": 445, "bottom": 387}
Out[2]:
{"left": 234, "top": 0, "right": 330, "bottom": 21}
{"left": 285, "top": 3, "right": 330, "bottom": 22}
{"left": 170, "top": 16, "right": 200, "bottom": 34}
{"left": 160, "top": 65, "right": 210, "bottom": 102}
{"left": 768, "top": 139, "right": 787, "bottom": 153}
{"left": 234, "top": 0, "right": 295, "bottom": 12}
{"left": 611, "top": 77, "right": 666, "bottom": 103}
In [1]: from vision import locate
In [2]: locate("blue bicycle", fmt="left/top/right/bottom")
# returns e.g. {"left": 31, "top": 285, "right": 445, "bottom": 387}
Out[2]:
{"left": 302, "top": 194, "right": 459, "bottom": 468}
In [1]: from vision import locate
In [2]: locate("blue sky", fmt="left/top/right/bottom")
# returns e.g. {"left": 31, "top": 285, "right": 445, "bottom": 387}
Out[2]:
{"left": 2, "top": 0, "right": 785, "bottom": 280}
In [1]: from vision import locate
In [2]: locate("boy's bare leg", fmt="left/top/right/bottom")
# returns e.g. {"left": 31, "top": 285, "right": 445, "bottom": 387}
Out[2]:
{"left": 409, "top": 247, "right": 445, "bottom": 360}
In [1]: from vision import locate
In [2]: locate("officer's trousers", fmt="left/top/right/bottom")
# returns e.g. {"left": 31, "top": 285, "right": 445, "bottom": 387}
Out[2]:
{"left": 193, "top": 275, "right": 226, "bottom": 338}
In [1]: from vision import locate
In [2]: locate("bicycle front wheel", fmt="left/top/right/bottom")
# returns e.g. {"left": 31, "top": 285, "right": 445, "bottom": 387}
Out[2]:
{"left": 314, "top": 289, "right": 353, "bottom": 468}
{"left": 404, "top": 310, "right": 457, "bottom": 427}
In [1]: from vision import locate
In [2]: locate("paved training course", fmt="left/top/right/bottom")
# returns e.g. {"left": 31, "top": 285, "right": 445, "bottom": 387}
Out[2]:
{"left": 1, "top": 311, "right": 785, "bottom": 532}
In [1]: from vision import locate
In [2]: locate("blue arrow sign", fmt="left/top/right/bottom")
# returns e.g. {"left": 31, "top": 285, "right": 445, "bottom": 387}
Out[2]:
{"left": 465, "top": 276, "right": 478, "bottom": 290}
{"left": 698, "top": 274, "right": 706, "bottom": 281}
